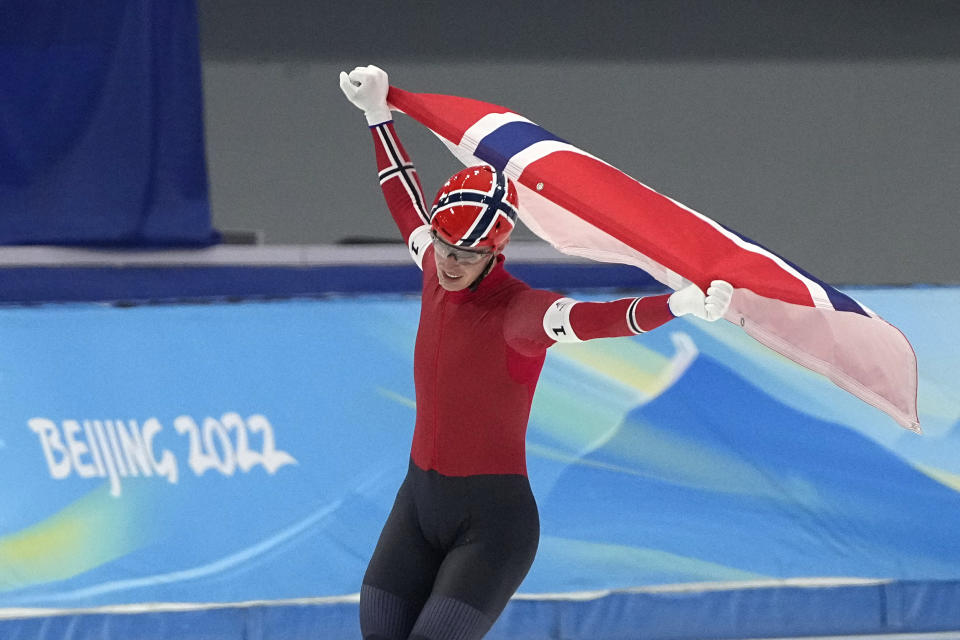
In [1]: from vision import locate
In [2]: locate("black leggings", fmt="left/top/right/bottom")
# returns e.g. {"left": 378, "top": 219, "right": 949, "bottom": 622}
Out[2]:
{"left": 360, "top": 461, "right": 540, "bottom": 640}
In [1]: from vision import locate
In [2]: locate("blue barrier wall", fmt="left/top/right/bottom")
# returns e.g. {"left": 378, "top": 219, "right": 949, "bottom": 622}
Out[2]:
{"left": 0, "top": 286, "right": 958, "bottom": 638}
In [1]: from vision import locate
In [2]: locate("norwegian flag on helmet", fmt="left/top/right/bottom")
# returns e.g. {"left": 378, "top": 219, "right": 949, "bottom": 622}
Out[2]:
{"left": 386, "top": 86, "right": 920, "bottom": 433}
{"left": 430, "top": 165, "right": 519, "bottom": 250}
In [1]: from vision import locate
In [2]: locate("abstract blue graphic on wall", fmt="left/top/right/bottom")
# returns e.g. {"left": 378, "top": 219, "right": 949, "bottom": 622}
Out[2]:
{"left": 0, "top": 287, "right": 957, "bottom": 608}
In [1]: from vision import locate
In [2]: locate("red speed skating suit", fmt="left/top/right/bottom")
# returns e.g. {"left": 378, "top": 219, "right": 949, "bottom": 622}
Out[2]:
{"left": 371, "top": 121, "right": 676, "bottom": 476}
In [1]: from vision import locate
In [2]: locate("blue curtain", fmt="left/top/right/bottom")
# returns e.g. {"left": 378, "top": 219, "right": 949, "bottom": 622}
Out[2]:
{"left": 0, "top": 0, "right": 218, "bottom": 245}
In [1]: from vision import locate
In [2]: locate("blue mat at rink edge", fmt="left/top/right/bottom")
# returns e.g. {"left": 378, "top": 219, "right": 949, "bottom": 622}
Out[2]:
{"left": 1, "top": 282, "right": 959, "bottom": 639}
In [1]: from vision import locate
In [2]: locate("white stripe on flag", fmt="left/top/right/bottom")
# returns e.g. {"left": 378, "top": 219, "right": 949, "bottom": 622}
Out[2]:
{"left": 460, "top": 112, "right": 532, "bottom": 153}
{"left": 435, "top": 135, "right": 484, "bottom": 169}
{"left": 504, "top": 139, "right": 608, "bottom": 180}
{"left": 663, "top": 195, "right": 834, "bottom": 309}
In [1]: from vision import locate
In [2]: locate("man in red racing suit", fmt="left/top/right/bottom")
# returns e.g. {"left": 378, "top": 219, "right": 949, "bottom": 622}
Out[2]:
{"left": 340, "top": 65, "right": 733, "bottom": 640}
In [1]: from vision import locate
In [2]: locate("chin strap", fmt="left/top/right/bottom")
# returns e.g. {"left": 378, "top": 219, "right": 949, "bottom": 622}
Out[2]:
{"left": 467, "top": 255, "right": 497, "bottom": 292}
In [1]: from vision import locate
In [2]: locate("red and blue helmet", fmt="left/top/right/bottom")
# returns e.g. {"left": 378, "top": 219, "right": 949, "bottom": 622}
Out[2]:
{"left": 429, "top": 165, "right": 519, "bottom": 252}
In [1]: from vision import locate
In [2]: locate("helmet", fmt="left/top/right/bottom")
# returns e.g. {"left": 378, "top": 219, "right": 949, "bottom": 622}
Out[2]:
{"left": 430, "top": 165, "right": 519, "bottom": 252}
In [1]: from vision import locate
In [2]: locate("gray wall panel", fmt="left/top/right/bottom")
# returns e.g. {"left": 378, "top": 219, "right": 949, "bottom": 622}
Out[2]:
{"left": 201, "top": 60, "right": 959, "bottom": 284}
{"left": 197, "top": 1, "right": 960, "bottom": 61}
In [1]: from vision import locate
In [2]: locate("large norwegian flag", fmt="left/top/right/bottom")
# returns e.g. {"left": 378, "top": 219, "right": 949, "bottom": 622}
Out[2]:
{"left": 386, "top": 87, "right": 920, "bottom": 433}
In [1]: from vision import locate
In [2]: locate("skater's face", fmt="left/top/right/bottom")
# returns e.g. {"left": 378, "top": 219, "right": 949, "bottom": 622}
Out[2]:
{"left": 432, "top": 233, "right": 496, "bottom": 292}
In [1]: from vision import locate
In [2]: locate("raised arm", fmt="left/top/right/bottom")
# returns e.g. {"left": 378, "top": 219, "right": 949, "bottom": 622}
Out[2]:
{"left": 340, "top": 65, "right": 432, "bottom": 267}
{"left": 505, "top": 281, "right": 733, "bottom": 353}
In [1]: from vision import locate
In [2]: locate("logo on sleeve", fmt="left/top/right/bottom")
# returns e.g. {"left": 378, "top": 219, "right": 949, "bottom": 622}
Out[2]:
{"left": 542, "top": 297, "right": 581, "bottom": 342}
{"left": 550, "top": 300, "right": 571, "bottom": 337}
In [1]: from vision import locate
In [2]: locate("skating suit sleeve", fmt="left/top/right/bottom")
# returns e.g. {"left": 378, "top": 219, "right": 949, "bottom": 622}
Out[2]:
{"left": 369, "top": 121, "right": 434, "bottom": 270}
{"left": 504, "top": 288, "right": 676, "bottom": 355}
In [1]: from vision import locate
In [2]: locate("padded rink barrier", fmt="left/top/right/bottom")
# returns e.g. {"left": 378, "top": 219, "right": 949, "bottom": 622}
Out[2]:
{"left": 2, "top": 581, "right": 960, "bottom": 639}
{"left": 1, "top": 282, "right": 959, "bottom": 639}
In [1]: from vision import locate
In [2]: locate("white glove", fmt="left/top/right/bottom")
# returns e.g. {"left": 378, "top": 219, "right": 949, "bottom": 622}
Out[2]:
{"left": 338, "top": 65, "right": 392, "bottom": 126}
{"left": 668, "top": 280, "right": 733, "bottom": 322}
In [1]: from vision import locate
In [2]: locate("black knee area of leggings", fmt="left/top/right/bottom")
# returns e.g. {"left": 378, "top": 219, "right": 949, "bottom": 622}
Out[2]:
{"left": 360, "top": 583, "right": 420, "bottom": 640}
{"left": 409, "top": 595, "right": 494, "bottom": 640}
